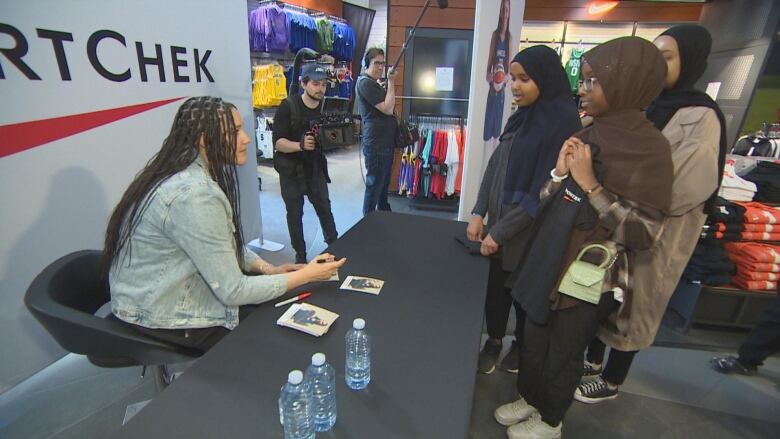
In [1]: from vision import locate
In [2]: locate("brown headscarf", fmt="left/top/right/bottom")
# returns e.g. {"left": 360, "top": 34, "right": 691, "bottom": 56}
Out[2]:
{"left": 577, "top": 37, "right": 674, "bottom": 213}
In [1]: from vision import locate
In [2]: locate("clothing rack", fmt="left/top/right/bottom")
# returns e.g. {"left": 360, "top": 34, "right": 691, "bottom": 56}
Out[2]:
{"left": 255, "top": 0, "right": 346, "bottom": 23}
{"left": 394, "top": 113, "right": 466, "bottom": 213}
{"left": 409, "top": 113, "right": 466, "bottom": 131}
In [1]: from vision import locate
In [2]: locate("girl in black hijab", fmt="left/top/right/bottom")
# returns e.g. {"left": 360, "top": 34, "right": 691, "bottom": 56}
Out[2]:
{"left": 578, "top": 25, "right": 727, "bottom": 404}
{"left": 467, "top": 45, "right": 580, "bottom": 375}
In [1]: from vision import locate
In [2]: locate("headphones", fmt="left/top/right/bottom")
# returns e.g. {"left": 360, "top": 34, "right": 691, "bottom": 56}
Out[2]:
{"left": 364, "top": 52, "right": 372, "bottom": 69}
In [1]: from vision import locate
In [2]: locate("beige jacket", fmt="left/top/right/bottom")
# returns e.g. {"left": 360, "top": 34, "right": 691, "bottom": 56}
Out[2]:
{"left": 598, "top": 106, "right": 721, "bottom": 351}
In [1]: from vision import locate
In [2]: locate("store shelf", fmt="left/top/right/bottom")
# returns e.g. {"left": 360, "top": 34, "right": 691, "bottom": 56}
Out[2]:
{"left": 692, "top": 284, "right": 776, "bottom": 329}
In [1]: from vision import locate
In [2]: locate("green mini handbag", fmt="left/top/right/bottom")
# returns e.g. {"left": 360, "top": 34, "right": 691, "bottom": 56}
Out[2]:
{"left": 558, "top": 244, "right": 615, "bottom": 304}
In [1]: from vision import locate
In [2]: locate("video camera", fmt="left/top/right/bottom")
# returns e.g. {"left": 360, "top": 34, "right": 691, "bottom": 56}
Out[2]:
{"left": 306, "top": 97, "right": 360, "bottom": 152}
{"left": 290, "top": 49, "right": 360, "bottom": 152}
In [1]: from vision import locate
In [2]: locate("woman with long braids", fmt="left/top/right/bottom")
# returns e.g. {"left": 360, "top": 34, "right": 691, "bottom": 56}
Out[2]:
{"left": 105, "top": 97, "right": 345, "bottom": 353}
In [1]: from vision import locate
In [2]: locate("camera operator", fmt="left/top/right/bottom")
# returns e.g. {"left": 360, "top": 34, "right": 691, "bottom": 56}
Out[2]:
{"left": 355, "top": 47, "right": 398, "bottom": 215}
{"left": 272, "top": 63, "right": 338, "bottom": 264}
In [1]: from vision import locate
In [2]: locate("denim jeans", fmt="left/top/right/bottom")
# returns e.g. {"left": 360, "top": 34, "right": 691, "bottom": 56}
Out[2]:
{"left": 362, "top": 146, "right": 395, "bottom": 215}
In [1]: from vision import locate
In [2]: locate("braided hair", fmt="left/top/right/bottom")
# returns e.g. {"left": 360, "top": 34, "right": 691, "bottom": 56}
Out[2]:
{"left": 103, "top": 96, "right": 245, "bottom": 276}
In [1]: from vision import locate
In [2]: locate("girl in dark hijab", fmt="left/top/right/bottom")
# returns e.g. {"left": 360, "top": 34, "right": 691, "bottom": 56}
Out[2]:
{"left": 467, "top": 45, "right": 580, "bottom": 375}
{"left": 579, "top": 25, "right": 727, "bottom": 403}
{"left": 494, "top": 37, "right": 672, "bottom": 439}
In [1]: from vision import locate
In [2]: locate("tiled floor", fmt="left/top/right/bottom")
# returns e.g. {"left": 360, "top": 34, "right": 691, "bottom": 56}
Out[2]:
{"left": 3, "top": 147, "right": 778, "bottom": 438}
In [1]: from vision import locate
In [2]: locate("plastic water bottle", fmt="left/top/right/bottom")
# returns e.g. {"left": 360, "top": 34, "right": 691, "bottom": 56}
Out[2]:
{"left": 305, "top": 353, "right": 337, "bottom": 432}
{"left": 280, "top": 370, "right": 314, "bottom": 439}
{"left": 345, "top": 318, "right": 371, "bottom": 390}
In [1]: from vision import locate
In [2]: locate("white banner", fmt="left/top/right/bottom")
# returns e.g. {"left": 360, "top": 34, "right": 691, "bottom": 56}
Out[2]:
{"left": 0, "top": 0, "right": 259, "bottom": 391}
{"left": 458, "top": 0, "right": 525, "bottom": 220}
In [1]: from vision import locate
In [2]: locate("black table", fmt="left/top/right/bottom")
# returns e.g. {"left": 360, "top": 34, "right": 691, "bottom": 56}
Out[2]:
{"left": 115, "top": 212, "right": 490, "bottom": 439}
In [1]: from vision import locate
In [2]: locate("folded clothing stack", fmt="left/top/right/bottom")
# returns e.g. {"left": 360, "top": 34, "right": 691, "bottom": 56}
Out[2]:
{"left": 701, "top": 198, "right": 746, "bottom": 242}
{"left": 742, "top": 161, "right": 780, "bottom": 203}
{"left": 682, "top": 241, "right": 735, "bottom": 286}
{"left": 725, "top": 242, "right": 780, "bottom": 291}
{"left": 719, "top": 160, "right": 757, "bottom": 202}
{"left": 703, "top": 201, "right": 780, "bottom": 242}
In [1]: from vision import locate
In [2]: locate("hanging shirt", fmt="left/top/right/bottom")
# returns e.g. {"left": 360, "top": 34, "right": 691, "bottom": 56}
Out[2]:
{"left": 455, "top": 127, "right": 466, "bottom": 195}
{"left": 333, "top": 22, "right": 356, "bottom": 61}
{"left": 565, "top": 47, "right": 585, "bottom": 93}
{"left": 445, "top": 129, "right": 460, "bottom": 196}
{"left": 316, "top": 18, "right": 334, "bottom": 53}
{"left": 287, "top": 10, "right": 317, "bottom": 52}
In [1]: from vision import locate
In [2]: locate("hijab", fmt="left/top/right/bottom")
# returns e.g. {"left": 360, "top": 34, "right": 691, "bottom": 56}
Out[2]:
{"left": 645, "top": 25, "right": 727, "bottom": 214}
{"left": 501, "top": 45, "right": 581, "bottom": 217}
{"left": 576, "top": 36, "right": 673, "bottom": 213}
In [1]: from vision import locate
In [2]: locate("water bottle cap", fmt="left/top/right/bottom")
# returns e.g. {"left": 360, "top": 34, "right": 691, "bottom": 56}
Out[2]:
{"left": 312, "top": 353, "right": 326, "bottom": 366}
{"left": 353, "top": 318, "right": 365, "bottom": 330}
{"left": 288, "top": 370, "right": 303, "bottom": 385}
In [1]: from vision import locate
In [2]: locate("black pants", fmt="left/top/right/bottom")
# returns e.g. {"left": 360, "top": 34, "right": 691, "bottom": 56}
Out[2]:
{"left": 280, "top": 171, "right": 338, "bottom": 255}
{"left": 738, "top": 291, "right": 780, "bottom": 367}
{"left": 585, "top": 339, "right": 637, "bottom": 385}
{"left": 486, "top": 258, "right": 526, "bottom": 341}
{"left": 517, "top": 295, "right": 619, "bottom": 426}
{"left": 114, "top": 306, "right": 257, "bottom": 354}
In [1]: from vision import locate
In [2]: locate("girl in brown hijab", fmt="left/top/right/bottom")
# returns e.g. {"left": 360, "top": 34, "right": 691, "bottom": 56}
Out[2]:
{"left": 494, "top": 37, "right": 672, "bottom": 439}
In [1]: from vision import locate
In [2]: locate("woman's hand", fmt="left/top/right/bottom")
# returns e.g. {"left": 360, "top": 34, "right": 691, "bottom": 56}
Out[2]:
{"left": 300, "top": 253, "right": 347, "bottom": 282}
{"left": 567, "top": 141, "right": 599, "bottom": 191}
{"left": 467, "top": 216, "right": 484, "bottom": 242}
{"left": 481, "top": 233, "right": 500, "bottom": 256}
{"left": 555, "top": 137, "right": 579, "bottom": 177}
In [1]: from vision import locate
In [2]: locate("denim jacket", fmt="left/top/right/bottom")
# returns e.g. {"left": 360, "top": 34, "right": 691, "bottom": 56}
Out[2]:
{"left": 110, "top": 157, "right": 287, "bottom": 330}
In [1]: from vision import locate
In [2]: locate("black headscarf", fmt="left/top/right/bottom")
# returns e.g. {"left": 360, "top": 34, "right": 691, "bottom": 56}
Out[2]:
{"left": 645, "top": 24, "right": 727, "bottom": 214}
{"left": 501, "top": 45, "right": 581, "bottom": 217}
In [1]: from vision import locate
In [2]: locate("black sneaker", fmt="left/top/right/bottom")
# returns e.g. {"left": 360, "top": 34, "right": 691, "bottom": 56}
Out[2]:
{"left": 478, "top": 340, "right": 502, "bottom": 374}
{"left": 295, "top": 252, "right": 307, "bottom": 264}
{"left": 582, "top": 360, "right": 603, "bottom": 378}
{"left": 500, "top": 340, "right": 520, "bottom": 374}
{"left": 574, "top": 376, "right": 618, "bottom": 404}
{"left": 710, "top": 355, "right": 757, "bottom": 375}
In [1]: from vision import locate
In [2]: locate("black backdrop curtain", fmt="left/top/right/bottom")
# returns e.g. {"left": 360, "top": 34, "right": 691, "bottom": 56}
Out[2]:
{"left": 343, "top": 3, "right": 375, "bottom": 112}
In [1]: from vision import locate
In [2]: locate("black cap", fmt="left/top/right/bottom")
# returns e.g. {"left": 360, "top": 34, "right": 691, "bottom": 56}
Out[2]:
{"left": 301, "top": 64, "right": 328, "bottom": 81}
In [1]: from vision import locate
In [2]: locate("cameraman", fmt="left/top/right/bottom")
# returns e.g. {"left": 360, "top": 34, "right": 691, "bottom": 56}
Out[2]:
{"left": 356, "top": 48, "right": 397, "bottom": 215}
{"left": 272, "top": 63, "right": 338, "bottom": 264}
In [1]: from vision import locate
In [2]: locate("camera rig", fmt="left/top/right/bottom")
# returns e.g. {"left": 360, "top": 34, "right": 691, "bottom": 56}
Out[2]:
{"left": 290, "top": 48, "right": 360, "bottom": 152}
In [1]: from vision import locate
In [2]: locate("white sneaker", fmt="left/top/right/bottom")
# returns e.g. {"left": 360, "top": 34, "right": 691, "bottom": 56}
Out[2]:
{"left": 494, "top": 397, "right": 538, "bottom": 426}
{"left": 507, "top": 412, "right": 562, "bottom": 439}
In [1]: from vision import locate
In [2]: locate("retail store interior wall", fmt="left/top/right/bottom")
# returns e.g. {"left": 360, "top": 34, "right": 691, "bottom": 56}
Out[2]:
{"left": 0, "top": 0, "right": 259, "bottom": 395}
{"left": 697, "top": 0, "right": 780, "bottom": 144}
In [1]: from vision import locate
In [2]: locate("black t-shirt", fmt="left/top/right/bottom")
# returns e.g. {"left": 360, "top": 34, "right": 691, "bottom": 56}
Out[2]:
{"left": 356, "top": 75, "right": 396, "bottom": 126}
{"left": 272, "top": 95, "right": 324, "bottom": 177}
{"left": 272, "top": 95, "right": 322, "bottom": 146}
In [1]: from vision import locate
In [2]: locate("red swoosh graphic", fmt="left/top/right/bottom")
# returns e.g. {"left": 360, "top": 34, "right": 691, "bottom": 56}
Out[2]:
{"left": 0, "top": 97, "right": 185, "bottom": 159}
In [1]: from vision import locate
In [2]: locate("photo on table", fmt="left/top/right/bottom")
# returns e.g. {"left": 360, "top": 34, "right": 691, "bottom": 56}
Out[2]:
{"left": 276, "top": 303, "right": 340, "bottom": 337}
{"left": 340, "top": 276, "right": 385, "bottom": 295}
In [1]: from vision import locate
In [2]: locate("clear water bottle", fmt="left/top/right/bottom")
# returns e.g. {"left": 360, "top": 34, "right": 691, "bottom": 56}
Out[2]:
{"left": 305, "top": 353, "right": 337, "bottom": 432}
{"left": 345, "top": 318, "right": 371, "bottom": 390}
{"left": 280, "top": 370, "right": 314, "bottom": 439}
